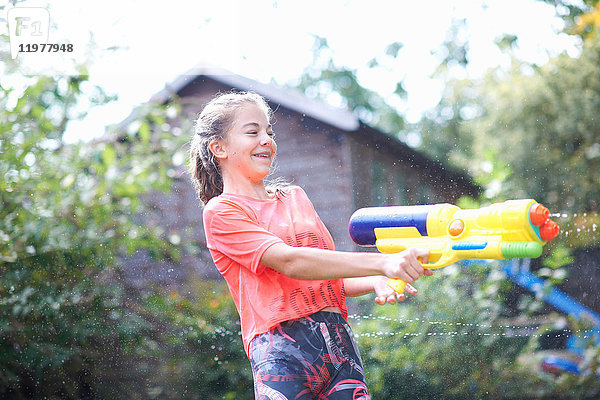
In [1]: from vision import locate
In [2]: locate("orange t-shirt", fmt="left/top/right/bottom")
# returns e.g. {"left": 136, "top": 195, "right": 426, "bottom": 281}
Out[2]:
{"left": 202, "top": 186, "right": 347, "bottom": 356}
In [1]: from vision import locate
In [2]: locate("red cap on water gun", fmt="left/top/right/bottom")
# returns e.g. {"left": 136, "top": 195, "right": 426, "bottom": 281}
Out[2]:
{"left": 540, "top": 219, "right": 560, "bottom": 241}
{"left": 530, "top": 203, "right": 550, "bottom": 226}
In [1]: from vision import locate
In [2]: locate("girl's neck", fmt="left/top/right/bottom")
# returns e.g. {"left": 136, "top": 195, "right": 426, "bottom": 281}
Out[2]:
{"left": 222, "top": 176, "right": 271, "bottom": 200}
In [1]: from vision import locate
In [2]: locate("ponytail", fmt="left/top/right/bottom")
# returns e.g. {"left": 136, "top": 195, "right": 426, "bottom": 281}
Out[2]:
{"left": 189, "top": 133, "right": 223, "bottom": 204}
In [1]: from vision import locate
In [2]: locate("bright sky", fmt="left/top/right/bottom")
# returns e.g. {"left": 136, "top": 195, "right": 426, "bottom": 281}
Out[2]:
{"left": 1, "top": 0, "right": 581, "bottom": 142}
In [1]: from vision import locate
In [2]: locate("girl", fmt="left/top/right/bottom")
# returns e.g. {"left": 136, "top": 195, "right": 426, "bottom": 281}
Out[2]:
{"left": 189, "top": 91, "right": 431, "bottom": 399}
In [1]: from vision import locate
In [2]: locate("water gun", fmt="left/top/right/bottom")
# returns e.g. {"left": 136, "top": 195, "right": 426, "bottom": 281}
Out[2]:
{"left": 348, "top": 199, "right": 560, "bottom": 294}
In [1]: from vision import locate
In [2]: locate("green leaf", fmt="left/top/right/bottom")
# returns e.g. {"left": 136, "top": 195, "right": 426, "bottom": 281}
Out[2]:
{"left": 139, "top": 120, "right": 151, "bottom": 144}
{"left": 101, "top": 144, "right": 116, "bottom": 166}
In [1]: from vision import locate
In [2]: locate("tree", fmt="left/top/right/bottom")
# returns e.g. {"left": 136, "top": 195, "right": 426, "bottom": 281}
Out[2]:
{"left": 539, "top": 0, "right": 599, "bottom": 37}
{"left": 0, "top": 47, "right": 252, "bottom": 398}
{"left": 290, "top": 35, "right": 409, "bottom": 141}
{"left": 416, "top": 30, "right": 600, "bottom": 215}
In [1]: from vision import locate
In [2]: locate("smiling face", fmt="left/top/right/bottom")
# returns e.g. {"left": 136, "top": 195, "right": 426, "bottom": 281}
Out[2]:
{"left": 210, "top": 102, "right": 277, "bottom": 186}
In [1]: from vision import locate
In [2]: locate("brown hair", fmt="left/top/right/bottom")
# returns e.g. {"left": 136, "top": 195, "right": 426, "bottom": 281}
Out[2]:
{"left": 189, "top": 90, "right": 285, "bottom": 205}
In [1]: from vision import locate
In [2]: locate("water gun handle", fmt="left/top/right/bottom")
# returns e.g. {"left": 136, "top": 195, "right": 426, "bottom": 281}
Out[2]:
{"left": 387, "top": 278, "right": 409, "bottom": 294}
{"left": 386, "top": 252, "right": 458, "bottom": 294}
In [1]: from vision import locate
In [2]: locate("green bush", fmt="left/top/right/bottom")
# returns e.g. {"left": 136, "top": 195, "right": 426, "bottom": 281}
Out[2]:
{"left": 351, "top": 262, "right": 599, "bottom": 399}
{"left": 0, "top": 73, "right": 253, "bottom": 399}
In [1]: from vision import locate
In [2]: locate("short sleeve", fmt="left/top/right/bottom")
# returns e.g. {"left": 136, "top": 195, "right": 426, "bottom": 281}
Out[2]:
{"left": 203, "top": 200, "right": 284, "bottom": 274}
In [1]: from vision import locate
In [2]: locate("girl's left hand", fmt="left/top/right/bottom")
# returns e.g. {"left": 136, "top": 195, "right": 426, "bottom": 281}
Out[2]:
{"left": 372, "top": 276, "right": 418, "bottom": 305}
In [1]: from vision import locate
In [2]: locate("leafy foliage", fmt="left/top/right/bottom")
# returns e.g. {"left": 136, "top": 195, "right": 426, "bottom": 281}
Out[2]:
{"left": 417, "top": 21, "right": 600, "bottom": 216}
{"left": 353, "top": 263, "right": 600, "bottom": 399}
{"left": 468, "top": 34, "right": 600, "bottom": 213}
{"left": 126, "top": 279, "right": 253, "bottom": 400}
{"left": 539, "top": 0, "right": 599, "bottom": 37}
{"left": 0, "top": 71, "right": 251, "bottom": 398}
{"left": 291, "top": 35, "right": 408, "bottom": 138}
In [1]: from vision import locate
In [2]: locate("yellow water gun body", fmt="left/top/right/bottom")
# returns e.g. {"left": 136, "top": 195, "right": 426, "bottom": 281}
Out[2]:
{"left": 348, "top": 199, "right": 560, "bottom": 294}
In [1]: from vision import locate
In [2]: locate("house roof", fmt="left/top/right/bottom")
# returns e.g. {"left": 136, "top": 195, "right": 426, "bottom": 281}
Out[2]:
{"left": 151, "top": 65, "right": 480, "bottom": 196}
{"left": 151, "top": 65, "right": 359, "bottom": 131}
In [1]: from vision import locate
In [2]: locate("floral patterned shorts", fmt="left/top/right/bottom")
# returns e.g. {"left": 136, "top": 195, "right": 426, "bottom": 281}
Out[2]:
{"left": 248, "top": 310, "right": 370, "bottom": 400}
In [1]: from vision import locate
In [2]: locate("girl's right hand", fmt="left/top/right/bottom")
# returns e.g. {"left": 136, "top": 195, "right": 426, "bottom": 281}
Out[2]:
{"left": 380, "top": 248, "right": 431, "bottom": 284}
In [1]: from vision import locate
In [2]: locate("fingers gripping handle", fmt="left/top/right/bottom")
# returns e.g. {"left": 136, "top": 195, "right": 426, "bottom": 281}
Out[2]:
{"left": 386, "top": 253, "right": 458, "bottom": 294}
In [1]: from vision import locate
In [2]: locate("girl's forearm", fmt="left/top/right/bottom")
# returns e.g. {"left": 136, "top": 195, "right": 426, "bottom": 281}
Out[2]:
{"left": 261, "top": 243, "right": 428, "bottom": 285}
{"left": 343, "top": 277, "right": 376, "bottom": 297}
{"left": 261, "top": 243, "right": 383, "bottom": 280}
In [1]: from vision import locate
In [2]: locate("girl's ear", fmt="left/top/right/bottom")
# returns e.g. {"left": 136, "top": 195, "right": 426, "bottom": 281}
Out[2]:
{"left": 208, "top": 139, "right": 227, "bottom": 160}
